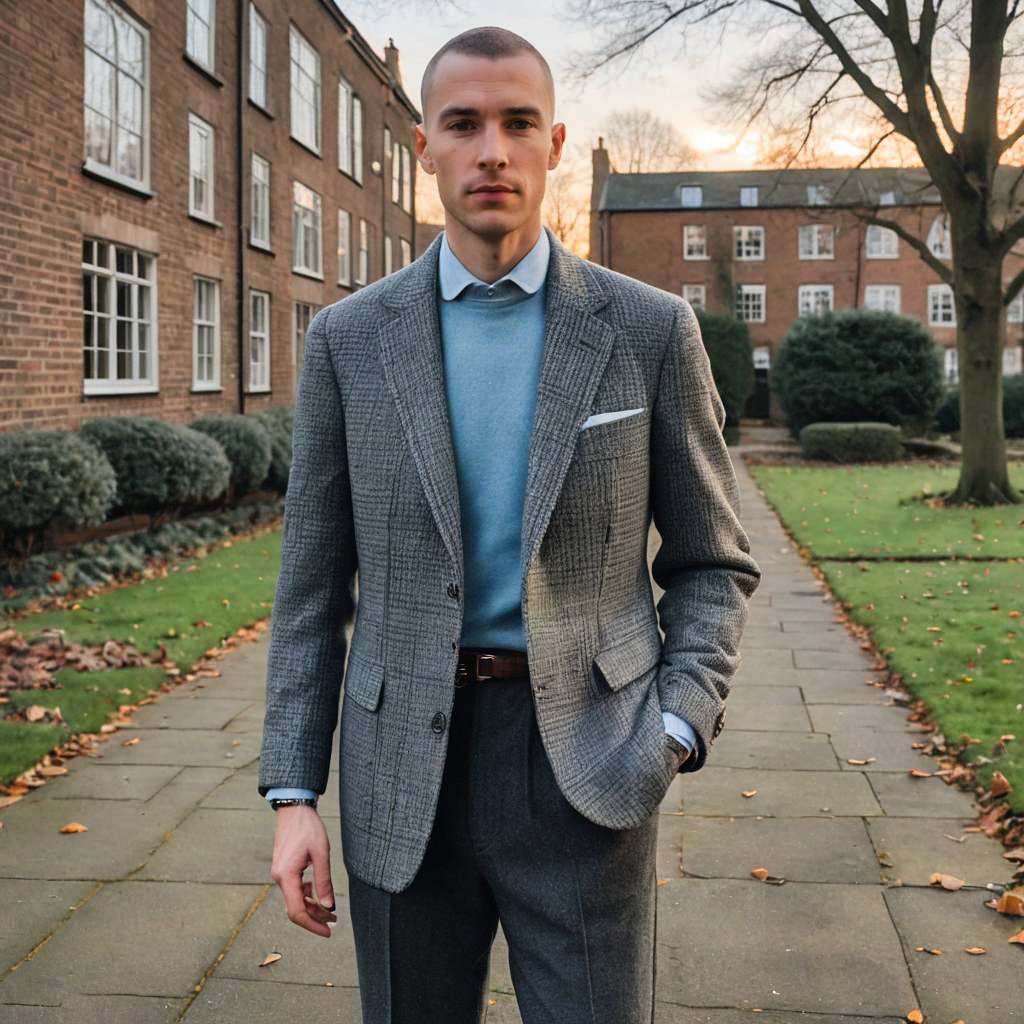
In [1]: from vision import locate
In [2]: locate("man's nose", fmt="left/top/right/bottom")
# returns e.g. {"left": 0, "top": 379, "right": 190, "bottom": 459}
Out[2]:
{"left": 476, "top": 123, "right": 508, "bottom": 168}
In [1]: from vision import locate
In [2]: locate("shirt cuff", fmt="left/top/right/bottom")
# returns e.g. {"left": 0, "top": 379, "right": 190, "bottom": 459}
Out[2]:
{"left": 264, "top": 787, "right": 319, "bottom": 802}
{"left": 661, "top": 711, "right": 697, "bottom": 754}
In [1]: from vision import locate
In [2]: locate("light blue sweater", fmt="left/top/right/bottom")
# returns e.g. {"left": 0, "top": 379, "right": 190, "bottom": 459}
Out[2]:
{"left": 266, "top": 229, "right": 695, "bottom": 803}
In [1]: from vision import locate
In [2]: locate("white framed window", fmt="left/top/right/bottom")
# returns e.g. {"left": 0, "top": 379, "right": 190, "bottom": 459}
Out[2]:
{"left": 865, "top": 224, "right": 898, "bottom": 259}
{"left": 291, "top": 179, "right": 322, "bottom": 277}
{"left": 250, "top": 151, "right": 270, "bottom": 248}
{"left": 929, "top": 283, "right": 956, "bottom": 326}
{"left": 249, "top": 289, "right": 270, "bottom": 392}
{"left": 248, "top": 3, "right": 267, "bottom": 108}
{"left": 798, "top": 284, "right": 834, "bottom": 316}
{"left": 753, "top": 346, "right": 771, "bottom": 369}
{"left": 683, "top": 225, "right": 707, "bottom": 260}
{"left": 1007, "top": 289, "right": 1023, "bottom": 324}
{"left": 400, "top": 237, "right": 412, "bottom": 267}
{"left": 82, "top": 238, "right": 157, "bottom": 394}
{"left": 392, "top": 140, "right": 401, "bottom": 203}
{"left": 682, "top": 284, "right": 706, "bottom": 309}
{"left": 188, "top": 112, "right": 215, "bottom": 219}
{"left": 879, "top": 190, "right": 897, "bottom": 206}
{"left": 289, "top": 25, "right": 320, "bottom": 153}
{"left": 806, "top": 184, "right": 828, "bottom": 205}
{"left": 84, "top": 0, "right": 149, "bottom": 189}
{"left": 734, "top": 225, "right": 764, "bottom": 260}
{"left": 740, "top": 186, "right": 758, "bottom": 207}
{"left": 680, "top": 185, "right": 702, "bottom": 208}
{"left": 185, "top": 0, "right": 215, "bottom": 70}
{"left": 337, "top": 208, "right": 351, "bottom": 286}
{"left": 928, "top": 212, "right": 952, "bottom": 259}
{"left": 355, "top": 218, "right": 369, "bottom": 285}
{"left": 798, "top": 224, "right": 834, "bottom": 259}
{"left": 402, "top": 146, "right": 412, "bottom": 213}
{"left": 352, "top": 95, "right": 363, "bottom": 184}
{"left": 192, "top": 276, "right": 220, "bottom": 390}
{"left": 339, "top": 78, "right": 353, "bottom": 176}
{"left": 1003, "top": 346, "right": 1022, "bottom": 376}
{"left": 864, "top": 284, "right": 901, "bottom": 314}
{"left": 943, "top": 346, "right": 958, "bottom": 383}
{"left": 384, "top": 235, "right": 393, "bottom": 276}
{"left": 293, "top": 300, "right": 319, "bottom": 395}
{"left": 736, "top": 284, "right": 765, "bottom": 322}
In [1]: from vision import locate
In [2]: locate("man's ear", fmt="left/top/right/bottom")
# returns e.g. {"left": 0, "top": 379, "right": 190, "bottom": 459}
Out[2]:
{"left": 548, "top": 122, "right": 567, "bottom": 171}
{"left": 415, "top": 123, "right": 436, "bottom": 175}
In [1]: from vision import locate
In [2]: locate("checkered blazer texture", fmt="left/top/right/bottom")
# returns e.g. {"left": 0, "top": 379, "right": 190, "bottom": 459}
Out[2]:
{"left": 258, "top": 228, "right": 762, "bottom": 893}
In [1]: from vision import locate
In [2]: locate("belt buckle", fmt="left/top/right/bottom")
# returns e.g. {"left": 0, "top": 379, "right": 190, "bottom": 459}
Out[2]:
{"left": 476, "top": 654, "right": 495, "bottom": 680}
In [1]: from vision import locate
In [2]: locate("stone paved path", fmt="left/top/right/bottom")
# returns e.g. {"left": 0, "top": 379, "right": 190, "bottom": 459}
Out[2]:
{"left": 1, "top": 451, "right": 1021, "bottom": 1023}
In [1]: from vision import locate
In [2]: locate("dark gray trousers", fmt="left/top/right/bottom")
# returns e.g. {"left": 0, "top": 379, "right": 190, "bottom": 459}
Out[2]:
{"left": 346, "top": 665, "right": 660, "bottom": 1024}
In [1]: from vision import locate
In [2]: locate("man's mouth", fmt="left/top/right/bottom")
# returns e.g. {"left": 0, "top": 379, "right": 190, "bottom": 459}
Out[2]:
{"left": 470, "top": 184, "right": 516, "bottom": 195}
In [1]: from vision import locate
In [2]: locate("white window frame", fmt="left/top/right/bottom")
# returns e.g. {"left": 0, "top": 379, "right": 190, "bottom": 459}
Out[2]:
{"left": 82, "top": 238, "right": 158, "bottom": 395}
{"left": 798, "top": 223, "right": 834, "bottom": 260}
{"left": 337, "top": 208, "right": 351, "bottom": 286}
{"left": 864, "top": 284, "right": 901, "bottom": 314}
{"left": 292, "top": 300, "right": 318, "bottom": 396}
{"left": 188, "top": 111, "right": 215, "bottom": 220}
{"left": 192, "top": 276, "right": 220, "bottom": 391}
{"left": 680, "top": 185, "right": 702, "bottom": 208}
{"left": 392, "top": 140, "right": 401, "bottom": 203}
{"left": 1003, "top": 346, "right": 1022, "bottom": 376}
{"left": 249, "top": 288, "right": 270, "bottom": 392}
{"left": 83, "top": 0, "right": 150, "bottom": 190}
{"left": 338, "top": 78, "right": 353, "bottom": 176}
{"left": 185, "top": 0, "right": 215, "bottom": 71}
{"left": 1006, "top": 289, "right": 1023, "bottom": 324}
{"left": 352, "top": 95, "right": 363, "bottom": 184}
{"left": 734, "top": 225, "right": 764, "bottom": 261}
{"left": 289, "top": 24, "right": 320, "bottom": 154}
{"left": 250, "top": 151, "right": 270, "bottom": 248}
{"left": 384, "top": 235, "right": 393, "bottom": 276}
{"left": 865, "top": 224, "right": 899, "bottom": 259}
{"left": 736, "top": 284, "right": 765, "bottom": 323}
{"left": 683, "top": 224, "right": 707, "bottom": 260}
{"left": 355, "top": 218, "right": 369, "bottom": 285}
{"left": 291, "top": 179, "right": 323, "bottom": 278}
{"left": 248, "top": 3, "right": 267, "bottom": 108}
{"left": 928, "top": 212, "right": 952, "bottom": 259}
{"left": 798, "top": 284, "right": 834, "bottom": 316}
{"left": 739, "top": 186, "right": 758, "bottom": 207}
{"left": 928, "top": 283, "right": 956, "bottom": 326}
{"left": 879, "top": 190, "right": 897, "bottom": 206}
{"left": 682, "top": 284, "right": 706, "bottom": 309}
{"left": 400, "top": 237, "right": 412, "bottom": 267}
{"left": 944, "top": 346, "right": 958, "bottom": 384}
{"left": 806, "top": 184, "right": 828, "bottom": 206}
{"left": 402, "top": 145, "right": 412, "bottom": 213}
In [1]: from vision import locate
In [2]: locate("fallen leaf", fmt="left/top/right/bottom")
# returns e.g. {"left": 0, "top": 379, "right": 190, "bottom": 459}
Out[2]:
{"left": 656, "top": 878, "right": 670, "bottom": 887}
{"left": 990, "top": 771, "right": 1012, "bottom": 797}
{"left": 59, "top": 822, "right": 88, "bottom": 834}
{"left": 741, "top": 789, "right": 758, "bottom": 798}
{"left": 259, "top": 952, "right": 282, "bottom": 967}
{"left": 910, "top": 769, "right": 932, "bottom": 778}
{"left": 37, "top": 765, "right": 68, "bottom": 777}
{"left": 994, "top": 889, "right": 1024, "bottom": 916}
{"left": 928, "top": 872, "right": 965, "bottom": 891}
{"left": 847, "top": 757, "right": 877, "bottom": 765}
{"left": 1008, "top": 929, "right": 1024, "bottom": 944}
{"left": 751, "top": 867, "right": 769, "bottom": 880}
{"left": 964, "top": 945, "right": 987, "bottom": 954}
{"left": 906, "top": 1009, "right": 924, "bottom": 1023}
{"left": 122, "top": 737, "right": 141, "bottom": 747}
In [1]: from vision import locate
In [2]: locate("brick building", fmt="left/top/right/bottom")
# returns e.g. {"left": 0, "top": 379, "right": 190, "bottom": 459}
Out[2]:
{"left": 589, "top": 142, "right": 1024, "bottom": 419}
{"left": 0, "top": 0, "right": 420, "bottom": 431}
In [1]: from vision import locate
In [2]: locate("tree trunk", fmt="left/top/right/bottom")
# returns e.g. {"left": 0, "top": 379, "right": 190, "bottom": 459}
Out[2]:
{"left": 947, "top": 243, "right": 1021, "bottom": 505}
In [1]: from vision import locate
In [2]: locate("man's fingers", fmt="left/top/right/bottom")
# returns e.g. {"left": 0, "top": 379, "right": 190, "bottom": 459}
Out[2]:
{"left": 310, "top": 841, "right": 336, "bottom": 911}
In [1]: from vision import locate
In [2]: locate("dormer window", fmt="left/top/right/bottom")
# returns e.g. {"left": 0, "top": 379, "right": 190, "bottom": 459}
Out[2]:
{"left": 806, "top": 184, "right": 828, "bottom": 206}
{"left": 879, "top": 190, "right": 897, "bottom": 206}
{"left": 740, "top": 186, "right": 759, "bottom": 207}
{"left": 680, "top": 185, "right": 703, "bottom": 208}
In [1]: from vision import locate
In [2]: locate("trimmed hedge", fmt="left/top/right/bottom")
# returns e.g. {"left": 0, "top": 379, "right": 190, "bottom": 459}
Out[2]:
{"left": 772, "top": 310, "right": 945, "bottom": 439}
{"left": 933, "top": 374, "right": 1024, "bottom": 438}
{"left": 190, "top": 414, "right": 272, "bottom": 499}
{"left": 694, "top": 308, "right": 754, "bottom": 428}
{"left": 249, "top": 406, "right": 293, "bottom": 493}
{"left": 799, "top": 421, "right": 904, "bottom": 463}
{"left": 79, "top": 416, "right": 230, "bottom": 516}
{"left": 0, "top": 431, "right": 117, "bottom": 548}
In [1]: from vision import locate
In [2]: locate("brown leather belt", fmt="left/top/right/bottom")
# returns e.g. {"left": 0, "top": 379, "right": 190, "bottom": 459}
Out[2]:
{"left": 455, "top": 647, "right": 529, "bottom": 687}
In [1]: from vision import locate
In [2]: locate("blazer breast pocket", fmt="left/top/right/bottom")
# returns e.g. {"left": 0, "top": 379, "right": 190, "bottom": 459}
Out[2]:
{"left": 574, "top": 406, "right": 648, "bottom": 461}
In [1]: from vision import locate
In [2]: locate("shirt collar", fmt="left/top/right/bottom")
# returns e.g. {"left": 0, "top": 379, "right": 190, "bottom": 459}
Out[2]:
{"left": 438, "top": 227, "right": 550, "bottom": 301}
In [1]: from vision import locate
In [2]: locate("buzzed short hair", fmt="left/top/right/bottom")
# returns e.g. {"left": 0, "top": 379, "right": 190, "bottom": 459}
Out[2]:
{"left": 420, "top": 26, "right": 555, "bottom": 122}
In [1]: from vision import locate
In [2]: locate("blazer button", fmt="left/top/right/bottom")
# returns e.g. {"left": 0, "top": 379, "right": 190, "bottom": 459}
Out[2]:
{"left": 447, "top": 582, "right": 459, "bottom": 599}
{"left": 431, "top": 711, "right": 447, "bottom": 734}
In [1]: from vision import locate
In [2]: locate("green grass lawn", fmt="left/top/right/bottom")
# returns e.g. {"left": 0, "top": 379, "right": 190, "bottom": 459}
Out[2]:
{"left": 1, "top": 528, "right": 282, "bottom": 787}
{"left": 748, "top": 461, "right": 1024, "bottom": 813}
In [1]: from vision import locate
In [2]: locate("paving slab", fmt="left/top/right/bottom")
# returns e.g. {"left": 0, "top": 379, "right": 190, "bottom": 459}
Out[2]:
{"left": 807, "top": 702, "right": 917, "bottom": 733}
{"left": 830, "top": 725, "right": 940, "bottom": 771}
{"left": 794, "top": 670, "right": 891, "bottom": 703}
{"left": 868, "top": 772, "right": 981, "bottom": 818}
{"left": 733, "top": 648, "right": 795, "bottom": 671}
{"left": 26, "top": 762, "right": 183, "bottom": 802}
{"left": 704, "top": 730, "right": 837, "bottom": 770}
{"left": 94, "top": 728, "right": 261, "bottom": 768}
{"left": 711, "top": 701, "right": 813, "bottom": 732}
{"left": 0, "top": 995, "right": 184, "bottom": 1023}
{"left": 0, "top": 879, "right": 96, "bottom": 972}
{"left": 720, "top": 685, "right": 804, "bottom": 706}
{"left": 129, "top": 697, "right": 258, "bottom": 731}
{"left": 793, "top": 648, "right": 877, "bottom": 670}
{"left": 180, "top": 977, "right": 362, "bottom": 1023}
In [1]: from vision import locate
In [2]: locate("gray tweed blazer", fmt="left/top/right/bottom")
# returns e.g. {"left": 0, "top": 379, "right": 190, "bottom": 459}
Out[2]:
{"left": 258, "top": 227, "right": 761, "bottom": 893}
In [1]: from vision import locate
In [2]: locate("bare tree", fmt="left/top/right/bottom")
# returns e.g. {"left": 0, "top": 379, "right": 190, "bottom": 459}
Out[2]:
{"left": 598, "top": 107, "right": 699, "bottom": 173}
{"left": 563, "top": 0, "right": 1024, "bottom": 506}
{"left": 543, "top": 142, "right": 591, "bottom": 255}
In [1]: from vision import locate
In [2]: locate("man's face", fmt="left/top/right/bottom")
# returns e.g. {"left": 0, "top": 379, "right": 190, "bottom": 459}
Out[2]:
{"left": 416, "top": 51, "right": 565, "bottom": 242}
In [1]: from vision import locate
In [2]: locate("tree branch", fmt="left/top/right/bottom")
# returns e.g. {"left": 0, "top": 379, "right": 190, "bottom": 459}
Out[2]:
{"left": 1004, "top": 265, "right": 1024, "bottom": 307}
{"left": 853, "top": 208, "right": 954, "bottom": 283}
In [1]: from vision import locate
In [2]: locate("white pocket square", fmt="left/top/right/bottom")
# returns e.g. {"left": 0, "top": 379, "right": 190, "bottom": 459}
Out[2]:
{"left": 580, "top": 407, "right": 645, "bottom": 431}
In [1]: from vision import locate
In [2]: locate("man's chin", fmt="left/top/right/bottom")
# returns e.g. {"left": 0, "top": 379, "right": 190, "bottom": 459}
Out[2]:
{"left": 456, "top": 211, "right": 529, "bottom": 242}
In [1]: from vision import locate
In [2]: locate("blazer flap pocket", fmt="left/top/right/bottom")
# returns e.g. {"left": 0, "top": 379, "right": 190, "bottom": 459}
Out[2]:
{"left": 592, "top": 626, "right": 663, "bottom": 692}
{"left": 344, "top": 648, "right": 385, "bottom": 712}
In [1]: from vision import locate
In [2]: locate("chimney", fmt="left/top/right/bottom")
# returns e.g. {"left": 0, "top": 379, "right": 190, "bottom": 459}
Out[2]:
{"left": 589, "top": 137, "right": 612, "bottom": 264}
{"left": 384, "top": 38, "right": 402, "bottom": 87}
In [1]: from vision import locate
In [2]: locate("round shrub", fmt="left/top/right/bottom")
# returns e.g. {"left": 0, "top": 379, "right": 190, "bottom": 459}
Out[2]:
{"left": 799, "top": 422, "right": 904, "bottom": 462}
{"left": 249, "top": 406, "right": 293, "bottom": 493}
{"left": 933, "top": 374, "right": 1024, "bottom": 438}
{"left": 79, "top": 416, "right": 230, "bottom": 515}
{"left": 190, "top": 414, "right": 272, "bottom": 499}
{"left": 0, "top": 430, "right": 117, "bottom": 535}
{"left": 772, "top": 310, "right": 945, "bottom": 439}
{"left": 694, "top": 308, "right": 754, "bottom": 428}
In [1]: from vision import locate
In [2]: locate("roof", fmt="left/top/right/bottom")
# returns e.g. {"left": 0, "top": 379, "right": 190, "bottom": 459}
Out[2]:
{"left": 598, "top": 167, "right": 949, "bottom": 212}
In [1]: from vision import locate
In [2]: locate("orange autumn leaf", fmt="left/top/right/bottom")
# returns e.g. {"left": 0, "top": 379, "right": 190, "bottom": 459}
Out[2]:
{"left": 122, "top": 737, "right": 141, "bottom": 747}
{"left": 59, "top": 822, "right": 88, "bottom": 834}
{"left": 910, "top": 769, "right": 932, "bottom": 778}
{"left": 1008, "top": 929, "right": 1024, "bottom": 945}
{"left": 37, "top": 765, "right": 68, "bottom": 777}
{"left": 906, "top": 1010, "right": 924, "bottom": 1023}
{"left": 994, "top": 889, "right": 1024, "bottom": 916}
{"left": 928, "top": 872, "right": 965, "bottom": 891}
{"left": 751, "top": 867, "right": 769, "bottom": 880}
{"left": 990, "top": 771, "right": 1012, "bottom": 797}
{"left": 741, "top": 789, "right": 758, "bottom": 798}
{"left": 964, "top": 946, "right": 987, "bottom": 954}
{"left": 259, "top": 952, "right": 282, "bottom": 967}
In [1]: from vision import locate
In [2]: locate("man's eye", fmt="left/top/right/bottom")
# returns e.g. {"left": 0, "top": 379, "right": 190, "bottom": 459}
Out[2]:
{"left": 509, "top": 120, "right": 534, "bottom": 130}
{"left": 448, "top": 120, "right": 474, "bottom": 131}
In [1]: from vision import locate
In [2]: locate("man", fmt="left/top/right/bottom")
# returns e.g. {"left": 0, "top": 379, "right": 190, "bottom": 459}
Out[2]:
{"left": 259, "top": 25, "right": 761, "bottom": 1024}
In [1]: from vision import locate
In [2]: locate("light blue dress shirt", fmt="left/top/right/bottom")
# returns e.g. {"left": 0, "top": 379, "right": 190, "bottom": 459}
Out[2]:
{"left": 265, "top": 229, "right": 695, "bottom": 804}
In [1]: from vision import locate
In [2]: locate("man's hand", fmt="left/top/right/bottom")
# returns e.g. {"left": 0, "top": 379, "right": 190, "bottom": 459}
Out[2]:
{"left": 269, "top": 806, "right": 337, "bottom": 938}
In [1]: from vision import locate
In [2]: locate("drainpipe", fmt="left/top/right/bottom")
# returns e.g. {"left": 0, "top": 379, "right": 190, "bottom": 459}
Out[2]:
{"left": 235, "top": 0, "right": 246, "bottom": 413}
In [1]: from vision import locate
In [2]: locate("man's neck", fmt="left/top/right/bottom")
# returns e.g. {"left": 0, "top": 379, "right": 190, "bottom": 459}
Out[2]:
{"left": 443, "top": 216, "right": 543, "bottom": 284}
